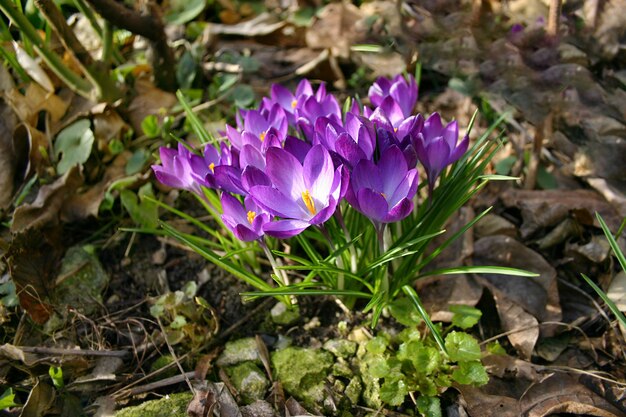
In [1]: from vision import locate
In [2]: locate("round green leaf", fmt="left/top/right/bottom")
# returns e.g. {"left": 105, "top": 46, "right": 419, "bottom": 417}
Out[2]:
{"left": 54, "top": 119, "right": 94, "bottom": 174}
{"left": 165, "top": 0, "right": 206, "bottom": 25}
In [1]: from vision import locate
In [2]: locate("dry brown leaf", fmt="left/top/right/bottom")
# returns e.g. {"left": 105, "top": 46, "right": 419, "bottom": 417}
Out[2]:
{"left": 417, "top": 207, "right": 483, "bottom": 321}
{"left": 61, "top": 152, "right": 133, "bottom": 221}
{"left": 482, "top": 354, "right": 543, "bottom": 381}
{"left": 209, "top": 12, "right": 286, "bottom": 36}
{"left": 14, "top": 123, "right": 50, "bottom": 178}
{"left": 492, "top": 290, "right": 539, "bottom": 359}
{"left": 20, "top": 380, "right": 57, "bottom": 417}
{"left": 305, "top": 2, "right": 365, "bottom": 58}
{"left": 0, "top": 99, "right": 19, "bottom": 210}
{"left": 127, "top": 79, "right": 177, "bottom": 134}
{"left": 11, "top": 166, "right": 84, "bottom": 233}
{"left": 4, "top": 84, "right": 69, "bottom": 127}
{"left": 500, "top": 189, "right": 621, "bottom": 238}
{"left": 93, "top": 106, "right": 130, "bottom": 155}
{"left": 459, "top": 374, "right": 624, "bottom": 417}
{"left": 522, "top": 374, "right": 624, "bottom": 417}
{"left": 3, "top": 227, "right": 64, "bottom": 324}
{"left": 473, "top": 235, "right": 561, "bottom": 325}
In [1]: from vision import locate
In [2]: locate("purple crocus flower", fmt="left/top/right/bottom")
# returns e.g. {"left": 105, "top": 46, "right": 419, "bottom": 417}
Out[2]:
{"left": 186, "top": 143, "right": 246, "bottom": 195}
{"left": 261, "top": 79, "right": 316, "bottom": 124}
{"left": 221, "top": 193, "right": 271, "bottom": 242}
{"left": 248, "top": 145, "right": 344, "bottom": 237}
{"left": 414, "top": 113, "right": 469, "bottom": 192}
{"left": 346, "top": 145, "right": 418, "bottom": 227}
{"left": 225, "top": 104, "right": 288, "bottom": 151}
{"left": 368, "top": 74, "right": 418, "bottom": 118}
{"left": 296, "top": 91, "right": 342, "bottom": 142}
{"left": 152, "top": 143, "right": 205, "bottom": 196}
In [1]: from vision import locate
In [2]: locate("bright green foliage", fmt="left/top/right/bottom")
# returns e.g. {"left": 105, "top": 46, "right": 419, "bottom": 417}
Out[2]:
{"left": 360, "top": 326, "right": 487, "bottom": 412}
{"left": 141, "top": 114, "right": 161, "bottom": 138}
{"left": 0, "top": 388, "right": 18, "bottom": 410}
{"left": 450, "top": 304, "right": 482, "bottom": 329}
{"left": 121, "top": 183, "right": 159, "bottom": 229}
{"left": 452, "top": 360, "right": 489, "bottom": 385}
{"left": 417, "top": 396, "right": 442, "bottom": 417}
{"left": 445, "top": 331, "right": 482, "bottom": 362}
{"left": 49, "top": 366, "right": 64, "bottom": 389}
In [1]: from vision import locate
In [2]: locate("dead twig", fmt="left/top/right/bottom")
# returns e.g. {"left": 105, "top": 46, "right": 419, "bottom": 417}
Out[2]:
{"left": 84, "top": 0, "right": 176, "bottom": 91}
{"left": 17, "top": 346, "right": 129, "bottom": 357}
{"left": 547, "top": 0, "right": 562, "bottom": 38}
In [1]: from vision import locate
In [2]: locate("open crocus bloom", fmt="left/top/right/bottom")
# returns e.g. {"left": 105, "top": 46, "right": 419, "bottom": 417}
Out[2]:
{"left": 221, "top": 193, "right": 271, "bottom": 242}
{"left": 248, "top": 145, "right": 344, "bottom": 237}
{"left": 346, "top": 146, "right": 418, "bottom": 226}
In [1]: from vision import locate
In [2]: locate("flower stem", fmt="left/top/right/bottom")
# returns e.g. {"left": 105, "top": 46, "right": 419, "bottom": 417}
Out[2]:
{"left": 260, "top": 239, "right": 289, "bottom": 287}
{"left": 335, "top": 209, "right": 358, "bottom": 274}
{"left": 319, "top": 224, "right": 345, "bottom": 290}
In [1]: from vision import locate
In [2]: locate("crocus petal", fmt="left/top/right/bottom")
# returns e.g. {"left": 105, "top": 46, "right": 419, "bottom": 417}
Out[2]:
{"left": 335, "top": 133, "right": 366, "bottom": 168}
{"left": 265, "top": 147, "right": 305, "bottom": 200}
{"left": 233, "top": 224, "right": 263, "bottom": 242}
{"left": 284, "top": 136, "right": 311, "bottom": 164}
{"left": 271, "top": 84, "right": 295, "bottom": 111}
{"left": 351, "top": 159, "right": 382, "bottom": 192}
{"left": 213, "top": 165, "right": 245, "bottom": 194}
{"left": 443, "top": 120, "right": 459, "bottom": 149}
{"left": 225, "top": 124, "right": 242, "bottom": 150}
{"left": 384, "top": 198, "right": 413, "bottom": 223}
{"left": 263, "top": 219, "right": 310, "bottom": 239}
{"left": 303, "top": 145, "right": 334, "bottom": 201}
{"left": 249, "top": 185, "right": 308, "bottom": 219}
{"left": 221, "top": 193, "right": 248, "bottom": 225}
{"left": 424, "top": 137, "right": 451, "bottom": 172}
{"left": 241, "top": 165, "right": 271, "bottom": 191}
{"left": 379, "top": 146, "right": 408, "bottom": 197}
{"left": 239, "top": 145, "right": 266, "bottom": 170}
{"left": 356, "top": 188, "right": 389, "bottom": 224}
{"left": 449, "top": 134, "right": 469, "bottom": 163}
{"left": 309, "top": 195, "right": 339, "bottom": 225}
{"left": 388, "top": 169, "right": 418, "bottom": 208}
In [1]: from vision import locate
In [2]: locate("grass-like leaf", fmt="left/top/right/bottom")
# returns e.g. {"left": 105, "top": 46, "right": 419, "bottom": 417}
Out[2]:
{"left": 160, "top": 221, "right": 271, "bottom": 292}
{"left": 580, "top": 273, "right": 626, "bottom": 330}
{"left": 176, "top": 90, "right": 215, "bottom": 145}
{"left": 596, "top": 213, "right": 626, "bottom": 273}
{"left": 419, "top": 266, "right": 539, "bottom": 278}
{"left": 403, "top": 285, "right": 447, "bottom": 354}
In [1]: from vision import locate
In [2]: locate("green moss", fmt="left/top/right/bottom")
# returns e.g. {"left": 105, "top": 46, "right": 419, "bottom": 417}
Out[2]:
{"left": 114, "top": 392, "right": 192, "bottom": 417}
{"left": 272, "top": 347, "right": 333, "bottom": 409}
{"left": 226, "top": 362, "right": 269, "bottom": 404}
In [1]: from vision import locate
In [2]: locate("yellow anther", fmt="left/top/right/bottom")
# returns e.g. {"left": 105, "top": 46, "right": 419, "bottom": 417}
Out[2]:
{"left": 291, "top": 100, "right": 298, "bottom": 109}
{"left": 209, "top": 162, "right": 215, "bottom": 173}
{"left": 259, "top": 131, "right": 266, "bottom": 142}
{"left": 301, "top": 190, "right": 316, "bottom": 215}
{"left": 380, "top": 192, "right": 386, "bottom": 198}
{"left": 393, "top": 127, "right": 398, "bottom": 133}
{"left": 247, "top": 211, "right": 256, "bottom": 224}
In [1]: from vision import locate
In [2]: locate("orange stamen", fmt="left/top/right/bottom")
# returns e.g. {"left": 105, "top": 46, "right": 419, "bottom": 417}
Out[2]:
{"left": 301, "top": 190, "right": 316, "bottom": 215}
{"left": 247, "top": 211, "right": 256, "bottom": 224}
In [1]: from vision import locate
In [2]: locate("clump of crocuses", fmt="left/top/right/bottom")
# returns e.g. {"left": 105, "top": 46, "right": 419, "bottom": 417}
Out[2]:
{"left": 152, "top": 75, "right": 468, "bottom": 245}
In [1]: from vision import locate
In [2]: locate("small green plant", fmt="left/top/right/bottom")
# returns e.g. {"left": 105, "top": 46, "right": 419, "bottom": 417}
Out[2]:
{"left": 360, "top": 305, "right": 487, "bottom": 414}
{"left": 149, "top": 281, "right": 219, "bottom": 349}
{"left": 0, "top": 388, "right": 19, "bottom": 411}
